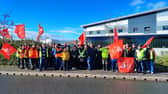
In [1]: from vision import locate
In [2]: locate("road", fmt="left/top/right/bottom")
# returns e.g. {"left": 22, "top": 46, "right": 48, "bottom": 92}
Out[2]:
{"left": 0, "top": 75, "right": 168, "bottom": 94}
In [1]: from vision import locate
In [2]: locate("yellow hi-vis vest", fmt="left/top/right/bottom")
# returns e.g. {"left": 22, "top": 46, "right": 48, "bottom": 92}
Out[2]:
{"left": 136, "top": 49, "right": 145, "bottom": 60}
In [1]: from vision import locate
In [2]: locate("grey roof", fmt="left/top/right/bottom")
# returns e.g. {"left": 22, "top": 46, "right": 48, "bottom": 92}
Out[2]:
{"left": 81, "top": 7, "right": 168, "bottom": 28}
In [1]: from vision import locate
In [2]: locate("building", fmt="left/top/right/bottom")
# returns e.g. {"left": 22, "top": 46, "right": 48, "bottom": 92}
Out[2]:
{"left": 81, "top": 7, "right": 168, "bottom": 48}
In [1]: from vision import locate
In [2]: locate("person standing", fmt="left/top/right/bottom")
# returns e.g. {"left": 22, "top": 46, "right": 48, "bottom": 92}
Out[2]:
{"left": 96, "top": 44, "right": 102, "bottom": 69}
{"left": 130, "top": 43, "right": 137, "bottom": 72}
{"left": 39, "top": 44, "right": 49, "bottom": 71}
{"left": 149, "top": 47, "right": 155, "bottom": 74}
{"left": 20, "top": 45, "right": 26, "bottom": 69}
{"left": 24, "top": 44, "right": 30, "bottom": 69}
{"left": 55, "top": 44, "right": 63, "bottom": 70}
{"left": 135, "top": 45, "right": 145, "bottom": 73}
{"left": 86, "top": 44, "right": 97, "bottom": 70}
{"left": 16, "top": 45, "right": 21, "bottom": 68}
{"left": 29, "top": 44, "right": 38, "bottom": 70}
{"left": 61, "top": 47, "right": 70, "bottom": 71}
{"left": 99, "top": 47, "right": 109, "bottom": 71}
{"left": 71, "top": 45, "right": 79, "bottom": 70}
{"left": 78, "top": 45, "right": 87, "bottom": 69}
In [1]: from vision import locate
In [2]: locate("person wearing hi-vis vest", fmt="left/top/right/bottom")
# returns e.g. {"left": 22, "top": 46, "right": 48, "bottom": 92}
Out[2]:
{"left": 20, "top": 45, "right": 26, "bottom": 69}
{"left": 149, "top": 47, "right": 155, "bottom": 74}
{"left": 39, "top": 44, "right": 49, "bottom": 71}
{"left": 16, "top": 45, "right": 21, "bottom": 68}
{"left": 61, "top": 47, "right": 70, "bottom": 71}
{"left": 135, "top": 45, "right": 145, "bottom": 73}
{"left": 29, "top": 44, "right": 38, "bottom": 70}
{"left": 78, "top": 45, "right": 87, "bottom": 69}
{"left": 55, "top": 44, "right": 63, "bottom": 70}
{"left": 99, "top": 47, "right": 109, "bottom": 71}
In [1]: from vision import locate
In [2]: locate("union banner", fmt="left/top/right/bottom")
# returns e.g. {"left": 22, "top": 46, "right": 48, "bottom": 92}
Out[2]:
{"left": 117, "top": 57, "right": 134, "bottom": 73}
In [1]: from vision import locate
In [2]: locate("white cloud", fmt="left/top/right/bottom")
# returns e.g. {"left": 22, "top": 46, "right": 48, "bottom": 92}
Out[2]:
{"left": 147, "top": 1, "right": 167, "bottom": 9}
{"left": 135, "top": 6, "right": 141, "bottom": 12}
{"left": 49, "top": 27, "right": 81, "bottom": 35}
{"left": 130, "top": 0, "right": 145, "bottom": 6}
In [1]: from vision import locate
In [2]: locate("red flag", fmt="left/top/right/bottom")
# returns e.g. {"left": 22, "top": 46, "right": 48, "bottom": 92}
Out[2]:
{"left": 142, "top": 37, "right": 154, "bottom": 48}
{"left": 108, "top": 39, "right": 123, "bottom": 59}
{"left": 78, "top": 31, "right": 85, "bottom": 45}
{"left": 37, "top": 24, "right": 44, "bottom": 41}
{"left": 15, "top": 24, "right": 25, "bottom": 39}
{"left": 117, "top": 57, "right": 134, "bottom": 73}
{"left": 0, "top": 42, "right": 17, "bottom": 60}
{"left": 0, "top": 28, "right": 11, "bottom": 39}
{"left": 114, "top": 27, "right": 118, "bottom": 43}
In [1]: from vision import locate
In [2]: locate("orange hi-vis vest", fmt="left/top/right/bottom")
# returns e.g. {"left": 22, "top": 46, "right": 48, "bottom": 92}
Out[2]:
{"left": 55, "top": 48, "right": 62, "bottom": 58}
{"left": 29, "top": 48, "right": 39, "bottom": 58}
{"left": 20, "top": 49, "right": 25, "bottom": 59}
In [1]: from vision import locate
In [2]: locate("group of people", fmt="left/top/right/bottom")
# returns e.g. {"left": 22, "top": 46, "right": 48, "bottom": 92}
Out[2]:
{"left": 16, "top": 42, "right": 155, "bottom": 74}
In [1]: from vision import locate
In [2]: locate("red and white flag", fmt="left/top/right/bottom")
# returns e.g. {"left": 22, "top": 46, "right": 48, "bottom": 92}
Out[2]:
{"left": 14, "top": 24, "right": 25, "bottom": 39}
{"left": 117, "top": 57, "right": 134, "bottom": 73}
{"left": 0, "top": 28, "right": 11, "bottom": 39}
{"left": 108, "top": 39, "right": 123, "bottom": 59}
{"left": 0, "top": 42, "right": 17, "bottom": 60}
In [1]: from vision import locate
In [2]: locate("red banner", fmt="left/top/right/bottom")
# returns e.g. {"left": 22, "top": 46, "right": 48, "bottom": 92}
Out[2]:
{"left": 78, "top": 31, "right": 85, "bottom": 45}
{"left": 0, "top": 28, "right": 11, "bottom": 39}
{"left": 37, "top": 24, "right": 44, "bottom": 41}
{"left": 117, "top": 57, "right": 134, "bottom": 73}
{"left": 0, "top": 42, "right": 17, "bottom": 60}
{"left": 15, "top": 24, "right": 25, "bottom": 39}
{"left": 108, "top": 39, "right": 123, "bottom": 59}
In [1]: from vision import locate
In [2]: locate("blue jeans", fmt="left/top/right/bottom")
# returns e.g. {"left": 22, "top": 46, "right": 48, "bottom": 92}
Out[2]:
{"left": 137, "top": 60, "right": 144, "bottom": 73}
{"left": 39, "top": 57, "right": 47, "bottom": 71}
{"left": 111, "top": 59, "right": 117, "bottom": 71}
{"left": 57, "top": 58, "right": 63, "bottom": 70}
{"left": 149, "top": 60, "right": 154, "bottom": 73}
{"left": 87, "top": 57, "right": 91, "bottom": 70}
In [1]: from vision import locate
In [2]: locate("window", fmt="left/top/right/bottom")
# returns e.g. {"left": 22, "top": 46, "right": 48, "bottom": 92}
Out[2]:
{"left": 97, "top": 31, "right": 100, "bottom": 34}
{"left": 163, "top": 25, "right": 168, "bottom": 30}
{"left": 118, "top": 29, "right": 123, "bottom": 33}
{"left": 144, "top": 26, "right": 150, "bottom": 32}
{"left": 133, "top": 27, "right": 138, "bottom": 32}
{"left": 109, "top": 29, "right": 113, "bottom": 33}
{"left": 89, "top": 31, "right": 93, "bottom": 35}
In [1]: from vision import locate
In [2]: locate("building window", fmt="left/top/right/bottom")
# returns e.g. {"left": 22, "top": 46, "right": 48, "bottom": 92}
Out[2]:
{"left": 97, "top": 31, "right": 101, "bottom": 34}
{"left": 118, "top": 29, "right": 123, "bottom": 33}
{"left": 89, "top": 31, "right": 93, "bottom": 35}
{"left": 144, "top": 26, "right": 150, "bottom": 32}
{"left": 133, "top": 27, "right": 138, "bottom": 32}
{"left": 163, "top": 25, "right": 168, "bottom": 30}
{"left": 109, "top": 29, "right": 113, "bottom": 33}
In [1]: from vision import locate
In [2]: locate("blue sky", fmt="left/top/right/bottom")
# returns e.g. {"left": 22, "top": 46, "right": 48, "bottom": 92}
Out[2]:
{"left": 0, "top": 0, "right": 168, "bottom": 40}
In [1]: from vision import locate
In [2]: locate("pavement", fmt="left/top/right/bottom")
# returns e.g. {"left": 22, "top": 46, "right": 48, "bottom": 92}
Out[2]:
{"left": 0, "top": 65, "right": 168, "bottom": 82}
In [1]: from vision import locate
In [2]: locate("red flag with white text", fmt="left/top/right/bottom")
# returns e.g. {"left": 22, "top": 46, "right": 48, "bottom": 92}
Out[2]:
{"left": 0, "top": 28, "right": 11, "bottom": 39}
{"left": 14, "top": 24, "right": 25, "bottom": 39}
{"left": 0, "top": 42, "right": 17, "bottom": 60}
{"left": 117, "top": 57, "right": 134, "bottom": 73}
{"left": 37, "top": 24, "right": 44, "bottom": 41}
{"left": 108, "top": 39, "right": 123, "bottom": 59}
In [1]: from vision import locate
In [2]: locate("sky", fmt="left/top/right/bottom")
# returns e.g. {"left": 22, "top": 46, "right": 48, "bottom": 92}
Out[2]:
{"left": 0, "top": 0, "right": 168, "bottom": 40}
